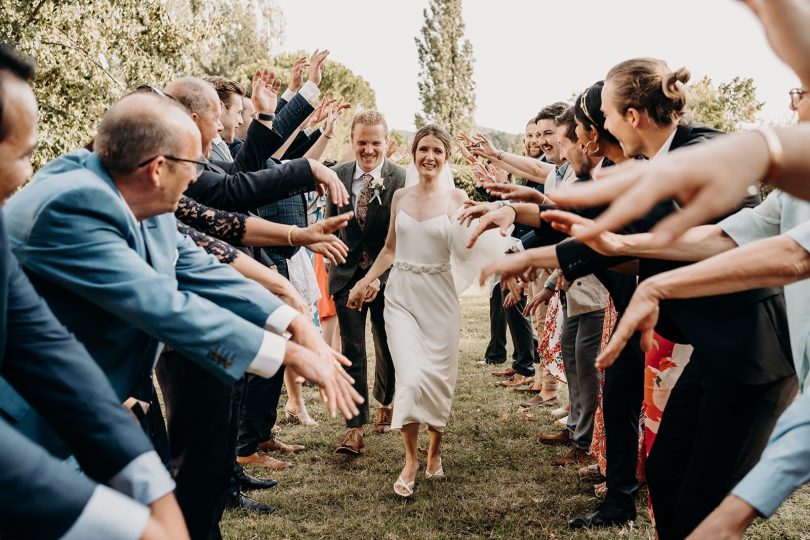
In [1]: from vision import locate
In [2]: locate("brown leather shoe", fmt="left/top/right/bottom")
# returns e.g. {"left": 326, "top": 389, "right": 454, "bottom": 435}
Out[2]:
{"left": 498, "top": 374, "right": 534, "bottom": 388}
{"left": 335, "top": 429, "right": 366, "bottom": 456}
{"left": 258, "top": 437, "right": 305, "bottom": 454}
{"left": 536, "top": 429, "right": 573, "bottom": 446}
{"left": 552, "top": 447, "right": 595, "bottom": 467}
{"left": 491, "top": 367, "right": 516, "bottom": 378}
{"left": 519, "top": 395, "right": 559, "bottom": 408}
{"left": 236, "top": 451, "right": 293, "bottom": 470}
{"left": 374, "top": 407, "right": 393, "bottom": 434}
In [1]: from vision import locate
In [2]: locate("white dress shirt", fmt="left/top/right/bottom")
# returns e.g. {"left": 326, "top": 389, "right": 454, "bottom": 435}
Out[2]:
{"left": 280, "top": 80, "right": 321, "bottom": 107}
{"left": 352, "top": 159, "right": 385, "bottom": 213}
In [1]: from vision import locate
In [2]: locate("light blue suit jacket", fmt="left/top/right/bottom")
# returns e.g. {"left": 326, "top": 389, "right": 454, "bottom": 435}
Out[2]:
{"left": 4, "top": 150, "right": 284, "bottom": 406}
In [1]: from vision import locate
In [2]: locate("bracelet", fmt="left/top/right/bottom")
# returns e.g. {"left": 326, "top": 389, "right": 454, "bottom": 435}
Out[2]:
{"left": 323, "top": 132, "right": 332, "bottom": 139}
{"left": 754, "top": 126, "right": 784, "bottom": 183}
{"left": 496, "top": 149, "right": 505, "bottom": 161}
{"left": 287, "top": 225, "right": 298, "bottom": 246}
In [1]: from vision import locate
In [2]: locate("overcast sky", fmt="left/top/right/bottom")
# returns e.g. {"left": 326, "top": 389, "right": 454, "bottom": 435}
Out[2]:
{"left": 273, "top": 0, "right": 798, "bottom": 133}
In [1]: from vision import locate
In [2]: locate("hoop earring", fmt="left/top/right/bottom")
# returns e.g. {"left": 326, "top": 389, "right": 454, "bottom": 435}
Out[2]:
{"left": 585, "top": 140, "right": 600, "bottom": 155}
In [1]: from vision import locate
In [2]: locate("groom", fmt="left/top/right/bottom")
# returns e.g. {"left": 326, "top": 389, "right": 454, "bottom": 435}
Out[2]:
{"left": 327, "top": 111, "right": 406, "bottom": 455}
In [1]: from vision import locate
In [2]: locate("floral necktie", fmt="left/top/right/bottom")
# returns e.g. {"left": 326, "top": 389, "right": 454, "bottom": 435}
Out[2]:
{"left": 355, "top": 173, "right": 374, "bottom": 228}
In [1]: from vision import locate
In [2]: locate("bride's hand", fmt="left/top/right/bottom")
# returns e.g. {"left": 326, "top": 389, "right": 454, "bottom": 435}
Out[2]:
{"left": 347, "top": 280, "right": 369, "bottom": 311}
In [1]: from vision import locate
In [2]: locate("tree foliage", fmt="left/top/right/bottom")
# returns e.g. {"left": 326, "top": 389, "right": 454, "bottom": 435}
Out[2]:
{"left": 1, "top": 0, "right": 377, "bottom": 169}
{"left": 414, "top": 0, "right": 476, "bottom": 135}
{"left": 687, "top": 75, "right": 764, "bottom": 133}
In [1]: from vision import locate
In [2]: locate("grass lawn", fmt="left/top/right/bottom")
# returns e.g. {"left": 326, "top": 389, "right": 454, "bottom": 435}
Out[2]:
{"left": 222, "top": 291, "right": 810, "bottom": 539}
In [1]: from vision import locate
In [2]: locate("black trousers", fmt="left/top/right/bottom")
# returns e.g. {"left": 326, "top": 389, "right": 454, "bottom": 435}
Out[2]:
{"left": 334, "top": 281, "right": 396, "bottom": 428}
{"left": 646, "top": 356, "right": 797, "bottom": 539}
{"left": 602, "top": 331, "right": 645, "bottom": 512}
{"left": 484, "top": 286, "right": 537, "bottom": 375}
{"left": 155, "top": 350, "right": 234, "bottom": 540}
{"left": 235, "top": 368, "right": 286, "bottom": 456}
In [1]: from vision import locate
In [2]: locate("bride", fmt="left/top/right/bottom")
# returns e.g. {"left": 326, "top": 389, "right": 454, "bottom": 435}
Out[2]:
{"left": 347, "top": 124, "right": 507, "bottom": 497}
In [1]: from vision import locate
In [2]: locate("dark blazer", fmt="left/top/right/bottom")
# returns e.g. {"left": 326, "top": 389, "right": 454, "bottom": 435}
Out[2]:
{"left": 554, "top": 123, "right": 794, "bottom": 383}
{"left": 274, "top": 92, "right": 315, "bottom": 141}
{"left": 210, "top": 119, "right": 283, "bottom": 174}
{"left": 255, "top": 193, "right": 309, "bottom": 279}
{"left": 0, "top": 214, "right": 156, "bottom": 538}
{"left": 186, "top": 157, "right": 316, "bottom": 212}
{"left": 282, "top": 130, "right": 322, "bottom": 160}
{"left": 326, "top": 159, "right": 407, "bottom": 295}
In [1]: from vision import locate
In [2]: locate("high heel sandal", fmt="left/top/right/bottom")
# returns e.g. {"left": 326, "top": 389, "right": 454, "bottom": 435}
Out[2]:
{"left": 284, "top": 408, "right": 318, "bottom": 427}
{"left": 394, "top": 476, "right": 415, "bottom": 498}
{"left": 425, "top": 458, "right": 444, "bottom": 478}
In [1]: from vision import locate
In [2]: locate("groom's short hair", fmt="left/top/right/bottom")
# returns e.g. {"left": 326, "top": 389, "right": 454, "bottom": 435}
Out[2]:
{"left": 350, "top": 111, "right": 388, "bottom": 137}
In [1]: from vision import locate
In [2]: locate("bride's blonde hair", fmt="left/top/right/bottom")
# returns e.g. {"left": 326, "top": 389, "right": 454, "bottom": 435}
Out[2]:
{"left": 411, "top": 124, "right": 452, "bottom": 158}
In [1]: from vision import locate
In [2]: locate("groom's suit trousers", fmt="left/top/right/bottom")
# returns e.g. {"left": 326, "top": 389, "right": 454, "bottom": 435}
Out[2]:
{"left": 334, "top": 278, "right": 396, "bottom": 428}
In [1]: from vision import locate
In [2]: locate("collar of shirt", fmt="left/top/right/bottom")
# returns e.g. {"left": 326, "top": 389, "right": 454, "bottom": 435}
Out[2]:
{"left": 652, "top": 128, "right": 678, "bottom": 161}
{"left": 353, "top": 159, "right": 385, "bottom": 182}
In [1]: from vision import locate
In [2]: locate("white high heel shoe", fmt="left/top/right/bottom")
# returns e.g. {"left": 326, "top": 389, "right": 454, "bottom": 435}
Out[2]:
{"left": 394, "top": 476, "right": 415, "bottom": 498}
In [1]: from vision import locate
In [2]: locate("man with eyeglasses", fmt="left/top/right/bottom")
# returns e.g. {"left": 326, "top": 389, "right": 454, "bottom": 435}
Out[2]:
{"left": 3, "top": 91, "right": 364, "bottom": 538}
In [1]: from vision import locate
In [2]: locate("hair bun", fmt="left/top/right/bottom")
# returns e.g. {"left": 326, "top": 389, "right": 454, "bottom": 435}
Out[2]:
{"left": 663, "top": 67, "right": 690, "bottom": 99}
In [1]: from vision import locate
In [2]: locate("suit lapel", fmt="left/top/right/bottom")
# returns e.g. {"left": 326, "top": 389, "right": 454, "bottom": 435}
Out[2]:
{"left": 361, "top": 159, "right": 391, "bottom": 236}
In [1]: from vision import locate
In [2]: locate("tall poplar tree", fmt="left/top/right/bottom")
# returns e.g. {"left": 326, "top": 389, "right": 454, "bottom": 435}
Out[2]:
{"left": 414, "top": 0, "right": 476, "bottom": 134}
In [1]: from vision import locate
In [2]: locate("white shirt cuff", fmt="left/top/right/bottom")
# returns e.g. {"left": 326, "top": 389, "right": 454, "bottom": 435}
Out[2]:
{"left": 281, "top": 88, "right": 296, "bottom": 102}
{"left": 265, "top": 304, "right": 300, "bottom": 334}
{"left": 246, "top": 331, "right": 286, "bottom": 378}
{"left": 298, "top": 80, "right": 321, "bottom": 106}
{"left": 61, "top": 485, "right": 149, "bottom": 540}
{"left": 108, "top": 451, "right": 175, "bottom": 506}
{"left": 304, "top": 126, "right": 315, "bottom": 137}
{"left": 514, "top": 240, "right": 525, "bottom": 252}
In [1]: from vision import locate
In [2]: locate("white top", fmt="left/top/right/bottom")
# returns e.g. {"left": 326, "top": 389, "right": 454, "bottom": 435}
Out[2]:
{"left": 651, "top": 128, "right": 678, "bottom": 160}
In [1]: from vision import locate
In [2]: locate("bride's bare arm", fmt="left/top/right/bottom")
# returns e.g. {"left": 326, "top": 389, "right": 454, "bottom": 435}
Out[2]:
{"left": 346, "top": 190, "right": 403, "bottom": 309}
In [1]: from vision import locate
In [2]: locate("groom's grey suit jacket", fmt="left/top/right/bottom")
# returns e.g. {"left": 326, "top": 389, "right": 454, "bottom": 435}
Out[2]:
{"left": 326, "top": 158, "right": 406, "bottom": 296}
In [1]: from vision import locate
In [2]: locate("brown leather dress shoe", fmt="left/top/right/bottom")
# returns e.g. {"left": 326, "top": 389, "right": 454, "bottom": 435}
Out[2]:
{"left": 552, "top": 447, "right": 595, "bottom": 467}
{"left": 258, "top": 437, "right": 305, "bottom": 454}
{"left": 236, "top": 451, "right": 293, "bottom": 470}
{"left": 536, "top": 429, "right": 573, "bottom": 446}
{"left": 491, "top": 367, "right": 517, "bottom": 378}
{"left": 519, "top": 395, "right": 559, "bottom": 408}
{"left": 498, "top": 374, "right": 534, "bottom": 387}
{"left": 374, "top": 406, "right": 393, "bottom": 434}
{"left": 335, "top": 429, "right": 366, "bottom": 456}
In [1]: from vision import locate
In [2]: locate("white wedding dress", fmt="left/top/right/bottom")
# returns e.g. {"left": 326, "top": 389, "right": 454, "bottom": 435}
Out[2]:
{"left": 385, "top": 197, "right": 511, "bottom": 432}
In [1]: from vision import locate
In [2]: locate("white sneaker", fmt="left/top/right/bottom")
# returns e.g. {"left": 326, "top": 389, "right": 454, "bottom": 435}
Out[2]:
{"left": 550, "top": 406, "right": 569, "bottom": 420}
{"left": 555, "top": 416, "right": 568, "bottom": 428}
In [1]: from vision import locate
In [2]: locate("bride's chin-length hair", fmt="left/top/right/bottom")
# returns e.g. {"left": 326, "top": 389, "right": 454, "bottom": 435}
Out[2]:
{"left": 411, "top": 124, "right": 452, "bottom": 160}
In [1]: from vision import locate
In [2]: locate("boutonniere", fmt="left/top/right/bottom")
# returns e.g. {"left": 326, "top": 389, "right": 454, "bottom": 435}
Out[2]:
{"left": 370, "top": 177, "right": 386, "bottom": 204}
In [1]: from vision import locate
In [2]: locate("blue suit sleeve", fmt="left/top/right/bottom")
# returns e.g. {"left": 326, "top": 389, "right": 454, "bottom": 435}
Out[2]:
{"left": 173, "top": 231, "right": 283, "bottom": 327}
{"left": 13, "top": 188, "right": 266, "bottom": 384}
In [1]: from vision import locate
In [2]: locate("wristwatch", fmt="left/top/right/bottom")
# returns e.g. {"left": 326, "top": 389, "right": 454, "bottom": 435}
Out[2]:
{"left": 253, "top": 112, "right": 275, "bottom": 121}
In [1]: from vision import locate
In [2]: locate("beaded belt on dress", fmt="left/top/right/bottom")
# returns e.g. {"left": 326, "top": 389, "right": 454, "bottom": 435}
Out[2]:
{"left": 393, "top": 260, "right": 451, "bottom": 274}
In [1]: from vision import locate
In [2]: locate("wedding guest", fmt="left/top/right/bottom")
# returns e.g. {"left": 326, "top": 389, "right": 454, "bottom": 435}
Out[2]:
{"left": 203, "top": 75, "right": 250, "bottom": 162}
{"left": 0, "top": 42, "right": 185, "bottom": 540}
{"left": 4, "top": 92, "right": 362, "bottom": 539}
{"left": 476, "top": 58, "right": 796, "bottom": 539}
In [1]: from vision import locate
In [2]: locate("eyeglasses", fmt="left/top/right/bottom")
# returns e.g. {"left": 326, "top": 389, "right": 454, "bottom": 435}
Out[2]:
{"left": 789, "top": 88, "right": 807, "bottom": 111}
{"left": 136, "top": 155, "right": 207, "bottom": 178}
{"left": 134, "top": 84, "right": 178, "bottom": 102}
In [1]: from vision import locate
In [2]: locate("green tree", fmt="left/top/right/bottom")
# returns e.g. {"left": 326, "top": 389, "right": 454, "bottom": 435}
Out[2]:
{"left": 687, "top": 75, "right": 764, "bottom": 133}
{"left": 1, "top": 0, "right": 206, "bottom": 169}
{"left": 414, "top": 0, "right": 476, "bottom": 135}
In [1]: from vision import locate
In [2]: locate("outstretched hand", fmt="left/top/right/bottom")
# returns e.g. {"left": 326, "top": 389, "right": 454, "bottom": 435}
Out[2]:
{"left": 479, "top": 252, "right": 534, "bottom": 286}
{"left": 308, "top": 49, "right": 330, "bottom": 86}
{"left": 482, "top": 181, "right": 544, "bottom": 203}
{"left": 251, "top": 68, "right": 281, "bottom": 115}
{"left": 595, "top": 280, "right": 662, "bottom": 369}
{"left": 288, "top": 56, "right": 307, "bottom": 93}
{"left": 466, "top": 206, "right": 516, "bottom": 249}
{"left": 308, "top": 159, "right": 350, "bottom": 206}
{"left": 541, "top": 209, "right": 627, "bottom": 256}
{"left": 549, "top": 138, "right": 760, "bottom": 247}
